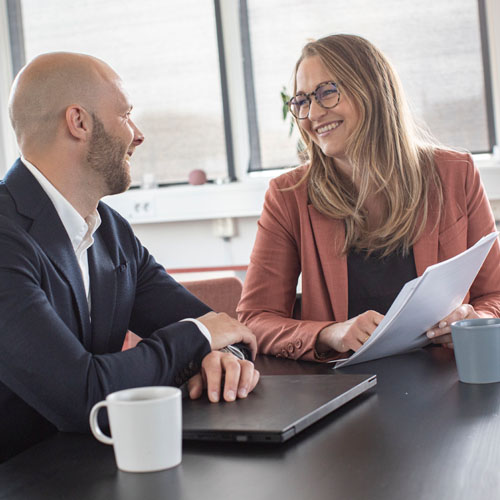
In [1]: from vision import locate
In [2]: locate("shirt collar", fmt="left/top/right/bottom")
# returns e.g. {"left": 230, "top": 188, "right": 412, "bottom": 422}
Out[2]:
{"left": 21, "top": 157, "right": 101, "bottom": 252}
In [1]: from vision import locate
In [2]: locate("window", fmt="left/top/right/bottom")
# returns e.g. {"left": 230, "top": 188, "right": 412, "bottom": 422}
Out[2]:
{"left": 243, "top": 0, "right": 496, "bottom": 170}
{"left": 3, "top": 0, "right": 499, "bottom": 183}
{"left": 9, "top": 0, "right": 233, "bottom": 185}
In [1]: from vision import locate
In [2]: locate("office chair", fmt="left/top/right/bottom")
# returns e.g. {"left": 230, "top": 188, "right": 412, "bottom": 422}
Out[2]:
{"left": 122, "top": 276, "right": 243, "bottom": 350}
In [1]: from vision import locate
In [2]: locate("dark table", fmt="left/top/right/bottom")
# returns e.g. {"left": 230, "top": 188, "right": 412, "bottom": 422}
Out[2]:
{"left": 2, "top": 348, "right": 500, "bottom": 500}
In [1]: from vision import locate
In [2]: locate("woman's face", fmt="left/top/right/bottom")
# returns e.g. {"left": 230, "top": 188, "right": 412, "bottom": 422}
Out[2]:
{"left": 295, "top": 56, "right": 359, "bottom": 172}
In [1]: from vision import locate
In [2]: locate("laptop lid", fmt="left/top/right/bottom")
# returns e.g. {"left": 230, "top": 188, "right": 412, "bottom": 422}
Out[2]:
{"left": 182, "top": 373, "right": 376, "bottom": 443}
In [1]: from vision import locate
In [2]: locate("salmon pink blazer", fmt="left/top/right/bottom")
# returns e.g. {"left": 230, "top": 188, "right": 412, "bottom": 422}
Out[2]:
{"left": 238, "top": 150, "right": 500, "bottom": 361}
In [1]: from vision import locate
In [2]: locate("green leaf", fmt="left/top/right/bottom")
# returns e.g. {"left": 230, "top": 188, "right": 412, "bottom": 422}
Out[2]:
{"left": 280, "top": 86, "right": 295, "bottom": 135}
{"left": 280, "top": 87, "right": 290, "bottom": 120}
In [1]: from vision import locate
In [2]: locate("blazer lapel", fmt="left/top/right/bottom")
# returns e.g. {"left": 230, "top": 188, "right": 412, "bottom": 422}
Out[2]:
{"left": 5, "top": 161, "right": 91, "bottom": 343}
{"left": 88, "top": 231, "right": 118, "bottom": 353}
{"left": 413, "top": 191, "right": 440, "bottom": 277}
{"left": 307, "top": 205, "right": 349, "bottom": 322}
{"left": 29, "top": 215, "right": 91, "bottom": 344}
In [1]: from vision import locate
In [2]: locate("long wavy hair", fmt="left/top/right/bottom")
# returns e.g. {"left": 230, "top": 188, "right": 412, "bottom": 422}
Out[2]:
{"left": 291, "top": 34, "right": 443, "bottom": 256}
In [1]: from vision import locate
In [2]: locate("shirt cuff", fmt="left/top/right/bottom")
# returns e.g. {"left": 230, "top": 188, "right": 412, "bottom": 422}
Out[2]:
{"left": 180, "top": 318, "right": 212, "bottom": 346}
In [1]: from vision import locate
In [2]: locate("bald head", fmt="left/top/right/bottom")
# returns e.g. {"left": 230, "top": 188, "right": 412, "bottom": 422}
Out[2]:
{"left": 8, "top": 52, "right": 119, "bottom": 154}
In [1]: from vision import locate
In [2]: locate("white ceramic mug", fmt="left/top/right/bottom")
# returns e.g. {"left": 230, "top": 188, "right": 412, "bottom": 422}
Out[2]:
{"left": 89, "top": 386, "right": 182, "bottom": 473}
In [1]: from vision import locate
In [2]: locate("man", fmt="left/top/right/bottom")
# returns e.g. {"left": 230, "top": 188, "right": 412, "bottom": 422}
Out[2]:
{"left": 0, "top": 52, "right": 259, "bottom": 461}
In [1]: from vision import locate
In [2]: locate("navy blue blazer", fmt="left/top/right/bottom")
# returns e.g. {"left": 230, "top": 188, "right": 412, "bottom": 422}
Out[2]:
{"left": 0, "top": 160, "right": 212, "bottom": 461}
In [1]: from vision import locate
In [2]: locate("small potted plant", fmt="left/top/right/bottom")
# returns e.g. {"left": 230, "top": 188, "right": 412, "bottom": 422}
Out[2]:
{"left": 280, "top": 86, "right": 308, "bottom": 164}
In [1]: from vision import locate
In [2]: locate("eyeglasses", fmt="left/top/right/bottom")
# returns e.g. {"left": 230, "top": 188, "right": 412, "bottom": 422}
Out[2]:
{"left": 287, "top": 81, "right": 341, "bottom": 120}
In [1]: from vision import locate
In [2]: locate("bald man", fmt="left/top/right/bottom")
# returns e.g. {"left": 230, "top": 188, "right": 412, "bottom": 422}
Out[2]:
{"left": 0, "top": 52, "right": 259, "bottom": 461}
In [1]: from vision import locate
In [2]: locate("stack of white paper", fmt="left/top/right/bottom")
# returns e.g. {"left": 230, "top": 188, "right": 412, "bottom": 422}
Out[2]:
{"left": 332, "top": 231, "right": 498, "bottom": 368}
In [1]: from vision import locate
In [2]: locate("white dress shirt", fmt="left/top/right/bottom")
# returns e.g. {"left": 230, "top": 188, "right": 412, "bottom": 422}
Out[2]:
{"left": 21, "top": 157, "right": 100, "bottom": 310}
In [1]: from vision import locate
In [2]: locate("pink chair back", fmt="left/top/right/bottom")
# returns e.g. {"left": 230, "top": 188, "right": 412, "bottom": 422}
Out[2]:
{"left": 181, "top": 276, "right": 243, "bottom": 319}
{"left": 122, "top": 276, "right": 243, "bottom": 350}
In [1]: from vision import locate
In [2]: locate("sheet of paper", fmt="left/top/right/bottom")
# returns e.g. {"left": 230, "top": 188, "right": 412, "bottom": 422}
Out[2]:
{"left": 331, "top": 231, "right": 499, "bottom": 368}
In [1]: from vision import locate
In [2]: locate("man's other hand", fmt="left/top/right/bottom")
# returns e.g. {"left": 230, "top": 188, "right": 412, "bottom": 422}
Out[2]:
{"left": 196, "top": 312, "right": 257, "bottom": 360}
{"left": 187, "top": 351, "right": 260, "bottom": 402}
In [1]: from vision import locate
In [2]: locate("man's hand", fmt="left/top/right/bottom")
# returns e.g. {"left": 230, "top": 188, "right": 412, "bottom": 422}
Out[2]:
{"left": 196, "top": 312, "right": 257, "bottom": 360}
{"left": 426, "top": 304, "right": 481, "bottom": 348}
{"left": 316, "top": 310, "right": 384, "bottom": 354}
{"left": 187, "top": 351, "right": 260, "bottom": 403}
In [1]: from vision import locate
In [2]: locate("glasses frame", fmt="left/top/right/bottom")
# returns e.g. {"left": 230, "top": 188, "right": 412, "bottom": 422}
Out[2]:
{"left": 287, "top": 81, "right": 341, "bottom": 120}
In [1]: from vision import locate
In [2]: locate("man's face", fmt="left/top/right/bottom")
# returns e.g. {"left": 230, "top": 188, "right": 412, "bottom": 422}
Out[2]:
{"left": 86, "top": 77, "right": 144, "bottom": 196}
{"left": 87, "top": 114, "right": 131, "bottom": 195}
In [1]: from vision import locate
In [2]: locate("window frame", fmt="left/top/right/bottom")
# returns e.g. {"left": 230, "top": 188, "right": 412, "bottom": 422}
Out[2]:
{"left": 478, "top": 0, "right": 497, "bottom": 153}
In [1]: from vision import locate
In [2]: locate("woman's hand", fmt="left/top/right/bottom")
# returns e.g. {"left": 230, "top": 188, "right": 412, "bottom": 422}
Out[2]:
{"left": 426, "top": 304, "right": 481, "bottom": 348}
{"left": 316, "top": 310, "right": 384, "bottom": 354}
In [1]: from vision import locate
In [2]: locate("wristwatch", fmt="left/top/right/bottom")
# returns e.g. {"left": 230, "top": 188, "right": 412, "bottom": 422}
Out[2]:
{"left": 219, "top": 345, "right": 246, "bottom": 360}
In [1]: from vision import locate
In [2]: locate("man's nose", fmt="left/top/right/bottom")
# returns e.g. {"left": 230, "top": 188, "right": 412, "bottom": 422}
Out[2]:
{"left": 131, "top": 119, "right": 145, "bottom": 146}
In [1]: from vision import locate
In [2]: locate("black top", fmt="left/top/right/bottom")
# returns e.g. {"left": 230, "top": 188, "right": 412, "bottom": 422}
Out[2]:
{"left": 347, "top": 247, "right": 417, "bottom": 318}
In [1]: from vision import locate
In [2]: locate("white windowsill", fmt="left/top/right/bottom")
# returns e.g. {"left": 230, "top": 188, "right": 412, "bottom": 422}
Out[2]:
{"left": 103, "top": 178, "right": 270, "bottom": 224}
{"left": 104, "top": 153, "right": 500, "bottom": 225}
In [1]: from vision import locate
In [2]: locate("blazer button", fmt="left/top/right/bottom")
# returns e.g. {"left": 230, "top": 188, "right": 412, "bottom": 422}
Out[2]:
{"left": 295, "top": 339, "right": 302, "bottom": 349}
{"left": 287, "top": 343, "right": 294, "bottom": 353}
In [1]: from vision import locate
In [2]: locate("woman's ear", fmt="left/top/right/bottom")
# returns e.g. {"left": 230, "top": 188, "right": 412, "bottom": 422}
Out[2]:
{"left": 65, "top": 105, "right": 92, "bottom": 141}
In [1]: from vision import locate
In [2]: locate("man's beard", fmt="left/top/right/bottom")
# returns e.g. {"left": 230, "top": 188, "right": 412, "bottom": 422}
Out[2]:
{"left": 87, "top": 114, "right": 131, "bottom": 195}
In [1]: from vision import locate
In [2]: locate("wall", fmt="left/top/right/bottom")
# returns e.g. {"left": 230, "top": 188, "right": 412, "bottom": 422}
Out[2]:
{"left": 131, "top": 216, "right": 260, "bottom": 270}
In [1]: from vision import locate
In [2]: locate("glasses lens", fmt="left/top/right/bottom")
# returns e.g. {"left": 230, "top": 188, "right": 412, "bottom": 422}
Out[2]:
{"left": 316, "top": 83, "right": 339, "bottom": 109}
{"left": 290, "top": 94, "right": 309, "bottom": 119}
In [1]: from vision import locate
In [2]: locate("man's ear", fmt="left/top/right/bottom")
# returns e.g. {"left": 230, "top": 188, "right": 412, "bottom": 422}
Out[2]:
{"left": 65, "top": 105, "right": 92, "bottom": 141}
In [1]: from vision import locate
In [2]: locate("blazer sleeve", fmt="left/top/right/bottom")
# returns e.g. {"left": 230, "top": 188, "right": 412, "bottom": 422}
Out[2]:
{"left": 238, "top": 178, "right": 335, "bottom": 361}
{"left": 0, "top": 217, "right": 211, "bottom": 434}
{"left": 123, "top": 225, "right": 251, "bottom": 359}
{"left": 462, "top": 156, "right": 500, "bottom": 316}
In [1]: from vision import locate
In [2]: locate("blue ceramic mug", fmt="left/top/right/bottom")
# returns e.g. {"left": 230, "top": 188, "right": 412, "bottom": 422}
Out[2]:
{"left": 451, "top": 318, "right": 500, "bottom": 384}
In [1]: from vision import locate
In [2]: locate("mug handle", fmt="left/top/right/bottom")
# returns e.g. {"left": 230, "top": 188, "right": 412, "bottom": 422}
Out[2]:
{"left": 89, "top": 401, "right": 113, "bottom": 445}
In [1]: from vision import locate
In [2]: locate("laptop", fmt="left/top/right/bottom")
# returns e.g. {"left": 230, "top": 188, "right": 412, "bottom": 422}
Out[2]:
{"left": 182, "top": 373, "right": 376, "bottom": 443}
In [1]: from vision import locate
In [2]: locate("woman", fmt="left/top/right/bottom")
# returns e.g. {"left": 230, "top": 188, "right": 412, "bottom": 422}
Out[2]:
{"left": 237, "top": 34, "right": 500, "bottom": 361}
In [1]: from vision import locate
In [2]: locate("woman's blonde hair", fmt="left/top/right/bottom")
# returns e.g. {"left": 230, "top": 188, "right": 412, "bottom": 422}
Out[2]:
{"left": 292, "top": 34, "right": 442, "bottom": 256}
